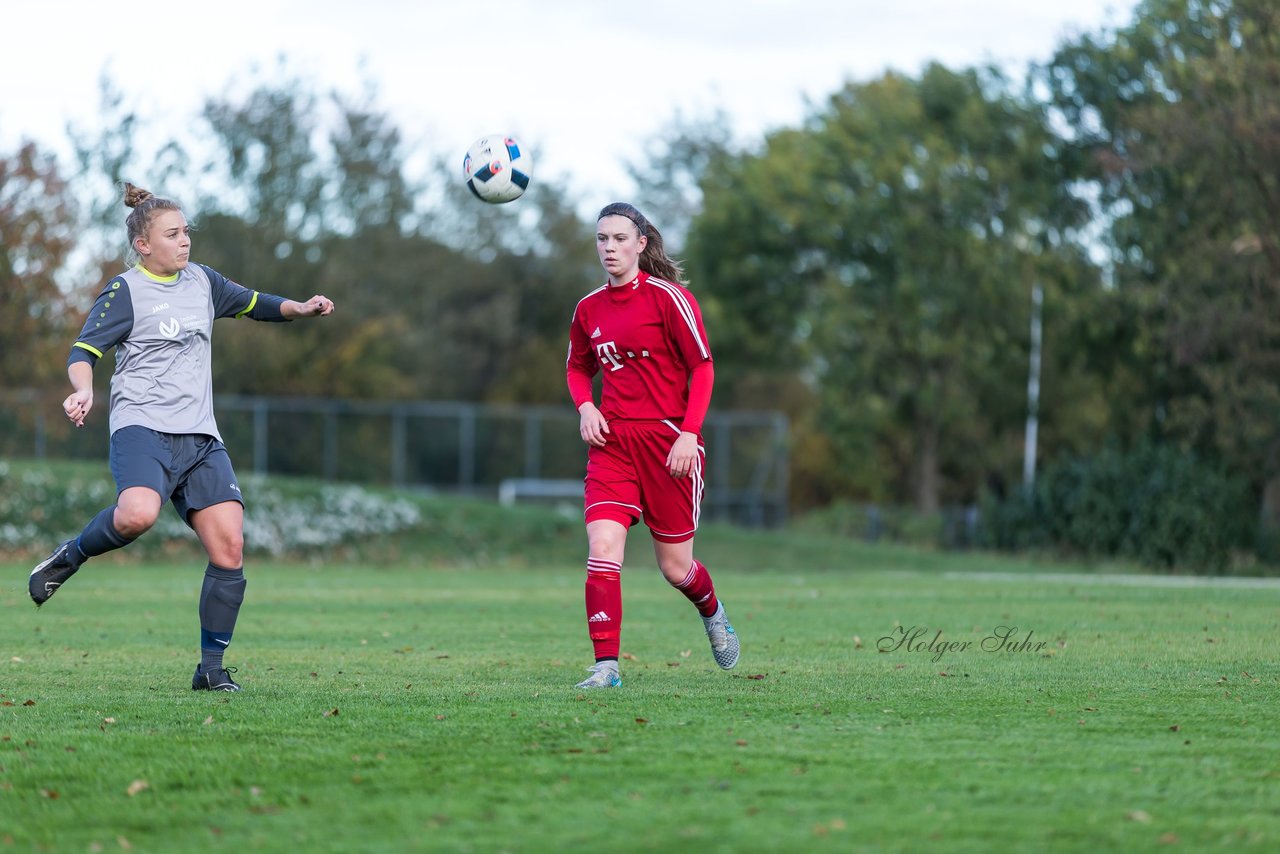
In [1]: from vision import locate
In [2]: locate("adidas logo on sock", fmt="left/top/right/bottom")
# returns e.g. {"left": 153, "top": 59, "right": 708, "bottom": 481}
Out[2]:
{"left": 588, "top": 611, "right": 610, "bottom": 623}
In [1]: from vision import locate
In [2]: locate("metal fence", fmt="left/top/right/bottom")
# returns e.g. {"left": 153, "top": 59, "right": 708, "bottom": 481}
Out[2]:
{"left": 0, "top": 391, "right": 790, "bottom": 527}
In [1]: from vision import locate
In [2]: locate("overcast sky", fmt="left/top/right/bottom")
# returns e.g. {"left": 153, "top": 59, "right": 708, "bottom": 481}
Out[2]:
{"left": 2, "top": 1, "right": 1135, "bottom": 208}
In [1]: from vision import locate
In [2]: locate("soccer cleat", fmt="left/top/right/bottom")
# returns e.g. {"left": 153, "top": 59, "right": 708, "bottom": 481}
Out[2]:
{"left": 702, "top": 602, "right": 740, "bottom": 670}
{"left": 29, "top": 540, "right": 84, "bottom": 607}
{"left": 574, "top": 662, "right": 622, "bottom": 689}
{"left": 192, "top": 665, "right": 241, "bottom": 692}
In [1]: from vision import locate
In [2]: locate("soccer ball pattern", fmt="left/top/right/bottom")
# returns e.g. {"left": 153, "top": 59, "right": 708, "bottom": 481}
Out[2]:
{"left": 463, "top": 135, "right": 532, "bottom": 204}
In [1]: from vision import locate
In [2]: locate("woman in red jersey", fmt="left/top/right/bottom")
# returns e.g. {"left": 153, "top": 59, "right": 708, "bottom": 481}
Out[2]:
{"left": 565, "top": 202, "right": 740, "bottom": 689}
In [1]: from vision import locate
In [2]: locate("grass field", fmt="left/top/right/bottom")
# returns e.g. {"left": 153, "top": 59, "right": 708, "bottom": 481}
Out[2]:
{"left": 2, "top": 542, "right": 1278, "bottom": 853}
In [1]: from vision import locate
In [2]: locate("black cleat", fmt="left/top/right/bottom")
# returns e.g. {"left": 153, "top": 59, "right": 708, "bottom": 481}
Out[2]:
{"left": 192, "top": 665, "right": 241, "bottom": 692}
{"left": 29, "top": 540, "right": 83, "bottom": 607}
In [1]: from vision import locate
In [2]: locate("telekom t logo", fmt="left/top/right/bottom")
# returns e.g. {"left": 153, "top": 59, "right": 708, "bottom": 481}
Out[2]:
{"left": 596, "top": 341, "right": 624, "bottom": 371}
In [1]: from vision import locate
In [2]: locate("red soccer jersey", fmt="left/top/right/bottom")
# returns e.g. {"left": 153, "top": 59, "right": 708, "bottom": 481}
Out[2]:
{"left": 566, "top": 271, "right": 713, "bottom": 425}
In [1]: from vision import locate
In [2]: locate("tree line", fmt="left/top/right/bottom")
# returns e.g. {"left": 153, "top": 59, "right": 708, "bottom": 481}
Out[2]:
{"left": 2, "top": 0, "right": 1276, "bottom": 568}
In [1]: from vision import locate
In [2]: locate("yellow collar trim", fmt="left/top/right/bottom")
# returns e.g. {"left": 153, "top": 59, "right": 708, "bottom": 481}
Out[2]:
{"left": 135, "top": 263, "right": 180, "bottom": 284}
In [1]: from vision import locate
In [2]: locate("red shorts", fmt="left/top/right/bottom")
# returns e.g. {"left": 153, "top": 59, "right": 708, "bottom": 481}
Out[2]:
{"left": 583, "top": 419, "right": 706, "bottom": 543}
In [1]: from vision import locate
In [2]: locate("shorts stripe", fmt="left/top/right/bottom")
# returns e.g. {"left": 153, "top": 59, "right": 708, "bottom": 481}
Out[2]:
{"left": 585, "top": 500, "right": 643, "bottom": 515}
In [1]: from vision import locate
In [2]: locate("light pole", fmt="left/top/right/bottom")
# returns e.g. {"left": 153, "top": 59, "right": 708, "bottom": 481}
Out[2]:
{"left": 1023, "top": 283, "right": 1043, "bottom": 493}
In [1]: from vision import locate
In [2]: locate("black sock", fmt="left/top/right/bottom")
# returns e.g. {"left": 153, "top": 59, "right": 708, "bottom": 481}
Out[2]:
{"left": 76, "top": 505, "right": 134, "bottom": 560}
{"left": 199, "top": 563, "right": 246, "bottom": 673}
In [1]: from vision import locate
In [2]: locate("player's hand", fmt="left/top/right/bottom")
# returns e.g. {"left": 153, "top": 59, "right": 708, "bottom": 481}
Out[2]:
{"left": 578, "top": 403, "right": 609, "bottom": 447}
{"left": 63, "top": 389, "right": 93, "bottom": 428}
{"left": 666, "top": 432, "right": 700, "bottom": 478}
{"left": 292, "top": 295, "right": 335, "bottom": 317}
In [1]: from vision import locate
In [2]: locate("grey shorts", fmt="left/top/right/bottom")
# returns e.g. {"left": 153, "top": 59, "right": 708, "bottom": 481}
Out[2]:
{"left": 109, "top": 425, "right": 243, "bottom": 526}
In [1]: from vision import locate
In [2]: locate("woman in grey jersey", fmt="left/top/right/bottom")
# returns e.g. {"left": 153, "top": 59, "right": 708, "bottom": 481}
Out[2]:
{"left": 27, "top": 182, "right": 335, "bottom": 692}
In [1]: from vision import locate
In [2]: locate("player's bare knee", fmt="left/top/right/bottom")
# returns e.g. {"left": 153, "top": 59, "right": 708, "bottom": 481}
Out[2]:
{"left": 114, "top": 505, "right": 158, "bottom": 538}
{"left": 209, "top": 534, "right": 244, "bottom": 568}
{"left": 656, "top": 556, "right": 687, "bottom": 583}
{"left": 587, "top": 540, "right": 624, "bottom": 564}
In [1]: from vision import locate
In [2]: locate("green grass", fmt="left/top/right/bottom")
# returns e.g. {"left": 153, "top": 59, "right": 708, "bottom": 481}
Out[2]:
{"left": 2, "top": 554, "right": 1277, "bottom": 852}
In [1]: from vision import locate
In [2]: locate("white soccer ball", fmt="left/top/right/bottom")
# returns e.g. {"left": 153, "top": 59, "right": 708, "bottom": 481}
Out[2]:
{"left": 462, "top": 134, "right": 532, "bottom": 204}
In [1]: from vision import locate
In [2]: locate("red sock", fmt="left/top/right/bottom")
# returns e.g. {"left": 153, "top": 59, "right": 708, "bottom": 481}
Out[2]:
{"left": 673, "top": 559, "right": 719, "bottom": 617}
{"left": 585, "top": 558, "right": 622, "bottom": 661}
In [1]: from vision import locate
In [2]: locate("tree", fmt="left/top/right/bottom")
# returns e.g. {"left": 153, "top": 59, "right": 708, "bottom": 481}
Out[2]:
{"left": 627, "top": 110, "right": 736, "bottom": 254}
{"left": 1043, "top": 0, "right": 1280, "bottom": 517}
{"left": 0, "top": 141, "right": 79, "bottom": 388}
{"left": 192, "top": 77, "right": 596, "bottom": 406}
{"left": 690, "top": 64, "right": 1093, "bottom": 510}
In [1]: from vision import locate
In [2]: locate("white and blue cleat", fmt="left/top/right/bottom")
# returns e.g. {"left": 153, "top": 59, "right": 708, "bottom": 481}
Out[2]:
{"left": 702, "top": 602, "right": 740, "bottom": 670}
{"left": 575, "top": 662, "right": 622, "bottom": 689}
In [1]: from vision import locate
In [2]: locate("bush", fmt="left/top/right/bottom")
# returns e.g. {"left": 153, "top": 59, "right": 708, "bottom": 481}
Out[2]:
{"left": 980, "top": 443, "right": 1254, "bottom": 572}
{"left": 0, "top": 459, "right": 422, "bottom": 558}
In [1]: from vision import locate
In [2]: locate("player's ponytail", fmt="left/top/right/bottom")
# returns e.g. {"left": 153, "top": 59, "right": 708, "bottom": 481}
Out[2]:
{"left": 122, "top": 182, "right": 183, "bottom": 260}
{"left": 597, "top": 202, "right": 686, "bottom": 285}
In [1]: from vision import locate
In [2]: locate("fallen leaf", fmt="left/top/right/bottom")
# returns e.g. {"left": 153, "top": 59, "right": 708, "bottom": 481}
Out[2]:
{"left": 102, "top": 717, "right": 115, "bottom": 724}
{"left": 735, "top": 740, "right": 748, "bottom": 746}
{"left": 1159, "top": 833, "right": 1179, "bottom": 844}
{"left": 10, "top": 657, "right": 22, "bottom": 662}
{"left": 1126, "top": 810, "right": 1151, "bottom": 823}
{"left": 1169, "top": 725, "right": 1180, "bottom": 732}
{"left": 22, "top": 700, "right": 36, "bottom": 707}
{"left": 435, "top": 714, "right": 446, "bottom": 720}
{"left": 126, "top": 780, "right": 149, "bottom": 797}
{"left": 852, "top": 636, "right": 863, "bottom": 649}
{"left": 635, "top": 718, "right": 648, "bottom": 725}
{"left": 203, "top": 716, "right": 214, "bottom": 726}
{"left": 324, "top": 708, "right": 340, "bottom": 718}
{"left": 621, "top": 652, "right": 637, "bottom": 661}
{"left": 39, "top": 789, "right": 58, "bottom": 799}
{"left": 117, "top": 837, "right": 132, "bottom": 851}
{"left": 680, "top": 649, "right": 692, "bottom": 658}
{"left": 1083, "top": 707, "right": 1099, "bottom": 712}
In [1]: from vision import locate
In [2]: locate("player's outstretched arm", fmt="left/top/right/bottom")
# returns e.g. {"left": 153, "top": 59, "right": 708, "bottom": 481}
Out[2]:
{"left": 282, "top": 295, "right": 335, "bottom": 318}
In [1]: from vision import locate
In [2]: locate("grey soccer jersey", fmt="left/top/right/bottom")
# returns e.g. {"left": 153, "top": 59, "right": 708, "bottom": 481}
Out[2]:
{"left": 68, "top": 263, "right": 288, "bottom": 441}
